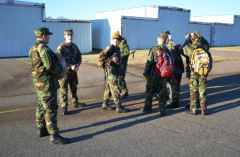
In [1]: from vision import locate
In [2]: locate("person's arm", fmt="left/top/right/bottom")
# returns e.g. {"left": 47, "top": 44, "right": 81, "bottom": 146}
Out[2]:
{"left": 40, "top": 46, "right": 63, "bottom": 74}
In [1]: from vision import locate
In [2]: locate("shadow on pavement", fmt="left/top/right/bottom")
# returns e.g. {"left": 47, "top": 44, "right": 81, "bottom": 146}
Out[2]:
{"left": 179, "top": 73, "right": 240, "bottom": 115}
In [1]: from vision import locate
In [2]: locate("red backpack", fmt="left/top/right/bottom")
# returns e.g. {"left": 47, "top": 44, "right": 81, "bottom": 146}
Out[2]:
{"left": 152, "top": 46, "right": 175, "bottom": 78}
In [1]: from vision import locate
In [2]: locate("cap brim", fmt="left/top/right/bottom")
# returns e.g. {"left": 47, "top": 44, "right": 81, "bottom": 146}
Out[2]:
{"left": 49, "top": 32, "right": 53, "bottom": 35}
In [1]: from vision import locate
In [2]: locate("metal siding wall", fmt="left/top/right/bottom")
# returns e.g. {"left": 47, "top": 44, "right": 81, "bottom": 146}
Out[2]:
{"left": 213, "top": 17, "right": 240, "bottom": 46}
{"left": 44, "top": 22, "right": 91, "bottom": 53}
{"left": 0, "top": 5, "right": 42, "bottom": 57}
{"left": 188, "top": 23, "right": 211, "bottom": 43}
{"left": 92, "top": 19, "right": 111, "bottom": 49}
{"left": 122, "top": 9, "right": 191, "bottom": 50}
{"left": 122, "top": 18, "right": 158, "bottom": 50}
{"left": 157, "top": 9, "right": 190, "bottom": 45}
{"left": 0, "top": 5, "right": 91, "bottom": 57}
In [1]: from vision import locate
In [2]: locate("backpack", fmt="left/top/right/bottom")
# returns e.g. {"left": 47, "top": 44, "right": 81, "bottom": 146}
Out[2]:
{"left": 190, "top": 48, "right": 211, "bottom": 76}
{"left": 152, "top": 46, "right": 175, "bottom": 78}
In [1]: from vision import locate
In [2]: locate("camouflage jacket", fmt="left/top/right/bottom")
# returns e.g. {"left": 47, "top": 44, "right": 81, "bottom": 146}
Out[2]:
{"left": 143, "top": 44, "right": 167, "bottom": 76}
{"left": 167, "top": 40, "right": 184, "bottom": 73}
{"left": 119, "top": 38, "right": 130, "bottom": 58}
{"left": 99, "top": 44, "right": 122, "bottom": 75}
{"left": 29, "top": 40, "right": 63, "bottom": 91}
{"left": 56, "top": 42, "right": 82, "bottom": 67}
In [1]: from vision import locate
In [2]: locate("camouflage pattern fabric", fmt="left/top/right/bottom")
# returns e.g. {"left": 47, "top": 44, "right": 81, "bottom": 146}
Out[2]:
{"left": 56, "top": 42, "right": 82, "bottom": 107}
{"left": 58, "top": 70, "right": 78, "bottom": 107}
{"left": 143, "top": 44, "right": 167, "bottom": 112}
{"left": 118, "top": 38, "right": 130, "bottom": 93}
{"left": 182, "top": 42, "right": 209, "bottom": 111}
{"left": 166, "top": 40, "right": 184, "bottom": 104}
{"left": 99, "top": 45, "right": 122, "bottom": 104}
{"left": 189, "top": 73, "right": 207, "bottom": 111}
{"left": 29, "top": 40, "right": 63, "bottom": 134}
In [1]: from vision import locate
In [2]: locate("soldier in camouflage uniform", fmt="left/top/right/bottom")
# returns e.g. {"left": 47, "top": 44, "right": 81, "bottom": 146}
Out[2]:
{"left": 182, "top": 32, "right": 212, "bottom": 115}
{"left": 183, "top": 32, "right": 210, "bottom": 109}
{"left": 163, "top": 31, "right": 184, "bottom": 108}
{"left": 142, "top": 32, "right": 169, "bottom": 116}
{"left": 57, "top": 29, "right": 85, "bottom": 116}
{"left": 29, "top": 27, "right": 69, "bottom": 144}
{"left": 118, "top": 36, "right": 130, "bottom": 97}
{"left": 98, "top": 31, "right": 129, "bottom": 113}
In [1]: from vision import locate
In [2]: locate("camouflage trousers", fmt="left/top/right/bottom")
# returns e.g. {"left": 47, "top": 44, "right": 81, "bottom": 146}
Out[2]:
{"left": 166, "top": 72, "right": 183, "bottom": 103}
{"left": 189, "top": 73, "right": 207, "bottom": 111}
{"left": 36, "top": 90, "right": 59, "bottom": 135}
{"left": 103, "top": 69, "right": 121, "bottom": 104}
{"left": 119, "top": 64, "right": 128, "bottom": 93}
{"left": 58, "top": 70, "right": 78, "bottom": 108}
{"left": 144, "top": 75, "right": 167, "bottom": 112}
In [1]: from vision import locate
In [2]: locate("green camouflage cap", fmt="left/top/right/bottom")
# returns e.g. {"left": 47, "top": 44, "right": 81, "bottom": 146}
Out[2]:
{"left": 35, "top": 27, "right": 52, "bottom": 37}
{"left": 64, "top": 29, "right": 73, "bottom": 35}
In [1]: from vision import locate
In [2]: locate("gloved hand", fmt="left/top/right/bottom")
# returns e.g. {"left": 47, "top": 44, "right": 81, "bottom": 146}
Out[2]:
{"left": 144, "top": 76, "right": 150, "bottom": 82}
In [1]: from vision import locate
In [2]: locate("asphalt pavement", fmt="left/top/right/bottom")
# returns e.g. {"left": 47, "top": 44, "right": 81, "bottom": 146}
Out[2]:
{"left": 0, "top": 50, "right": 240, "bottom": 157}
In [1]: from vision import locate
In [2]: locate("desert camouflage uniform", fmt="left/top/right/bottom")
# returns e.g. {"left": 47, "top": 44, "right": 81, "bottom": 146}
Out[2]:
{"left": 166, "top": 40, "right": 184, "bottom": 105}
{"left": 143, "top": 44, "right": 168, "bottom": 113}
{"left": 56, "top": 42, "right": 82, "bottom": 108}
{"left": 182, "top": 40, "right": 212, "bottom": 112}
{"left": 118, "top": 38, "right": 130, "bottom": 95}
{"left": 29, "top": 40, "right": 63, "bottom": 134}
{"left": 99, "top": 45, "right": 122, "bottom": 104}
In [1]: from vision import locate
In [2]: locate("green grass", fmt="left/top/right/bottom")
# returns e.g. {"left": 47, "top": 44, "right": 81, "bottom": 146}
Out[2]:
{"left": 210, "top": 46, "right": 240, "bottom": 52}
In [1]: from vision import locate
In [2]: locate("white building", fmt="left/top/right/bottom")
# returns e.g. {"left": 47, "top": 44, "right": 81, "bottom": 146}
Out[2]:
{"left": 0, "top": 0, "right": 92, "bottom": 58}
{"left": 92, "top": 6, "right": 240, "bottom": 49}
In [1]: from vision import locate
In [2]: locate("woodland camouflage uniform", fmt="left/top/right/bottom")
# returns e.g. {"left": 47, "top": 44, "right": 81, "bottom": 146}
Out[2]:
{"left": 29, "top": 29, "right": 63, "bottom": 135}
{"left": 56, "top": 29, "right": 84, "bottom": 112}
{"left": 166, "top": 38, "right": 184, "bottom": 107}
{"left": 118, "top": 37, "right": 130, "bottom": 96}
{"left": 143, "top": 44, "right": 168, "bottom": 115}
{"left": 182, "top": 32, "right": 212, "bottom": 115}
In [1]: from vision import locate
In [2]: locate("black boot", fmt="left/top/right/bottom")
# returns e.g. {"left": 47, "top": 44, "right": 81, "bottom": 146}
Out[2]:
{"left": 167, "top": 102, "right": 179, "bottom": 109}
{"left": 102, "top": 100, "right": 114, "bottom": 110}
{"left": 160, "top": 110, "right": 166, "bottom": 116}
{"left": 185, "top": 110, "right": 197, "bottom": 115}
{"left": 38, "top": 127, "right": 49, "bottom": 137}
{"left": 116, "top": 103, "right": 129, "bottom": 113}
{"left": 61, "top": 106, "right": 67, "bottom": 116}
{"left": 79, "top": 102, "right": 86, "bottom": 107}
{"left": 50, "top": 133, "right": 70, "bottom": 145}
{"left": 141, "top": 107, "right": 152, "bottom": 113}
{"left": 201, "top": 110, "right": 207, "bottom": 115}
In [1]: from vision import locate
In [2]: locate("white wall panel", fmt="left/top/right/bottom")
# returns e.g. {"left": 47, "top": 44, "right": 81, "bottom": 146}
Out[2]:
{"left": 0, "top": 4, "right": 92, "bottom": 57}
{"left": 92, "top": 19, "right": 111, "bottom": 49}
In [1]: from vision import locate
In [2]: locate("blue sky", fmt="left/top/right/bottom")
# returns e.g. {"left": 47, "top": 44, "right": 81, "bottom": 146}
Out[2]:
{"left": 29, "top": 0, "right": 240, "bottom": 20}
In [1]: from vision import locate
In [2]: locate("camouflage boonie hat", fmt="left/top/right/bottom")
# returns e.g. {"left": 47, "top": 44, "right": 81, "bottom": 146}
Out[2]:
{"left": 162, "top": 30, "right": 170, "bottom": 35}
{"left": 64, "top": 29, "right": 73, "bottom": 35}
{"left": 35, "top": 27, "right": 53, "bottom": 37}
{"left": 158, "top": 31, "right": 169, "bottom": 40}
{"left": 191, "top": 32, "right": 200, "bottom": 41}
